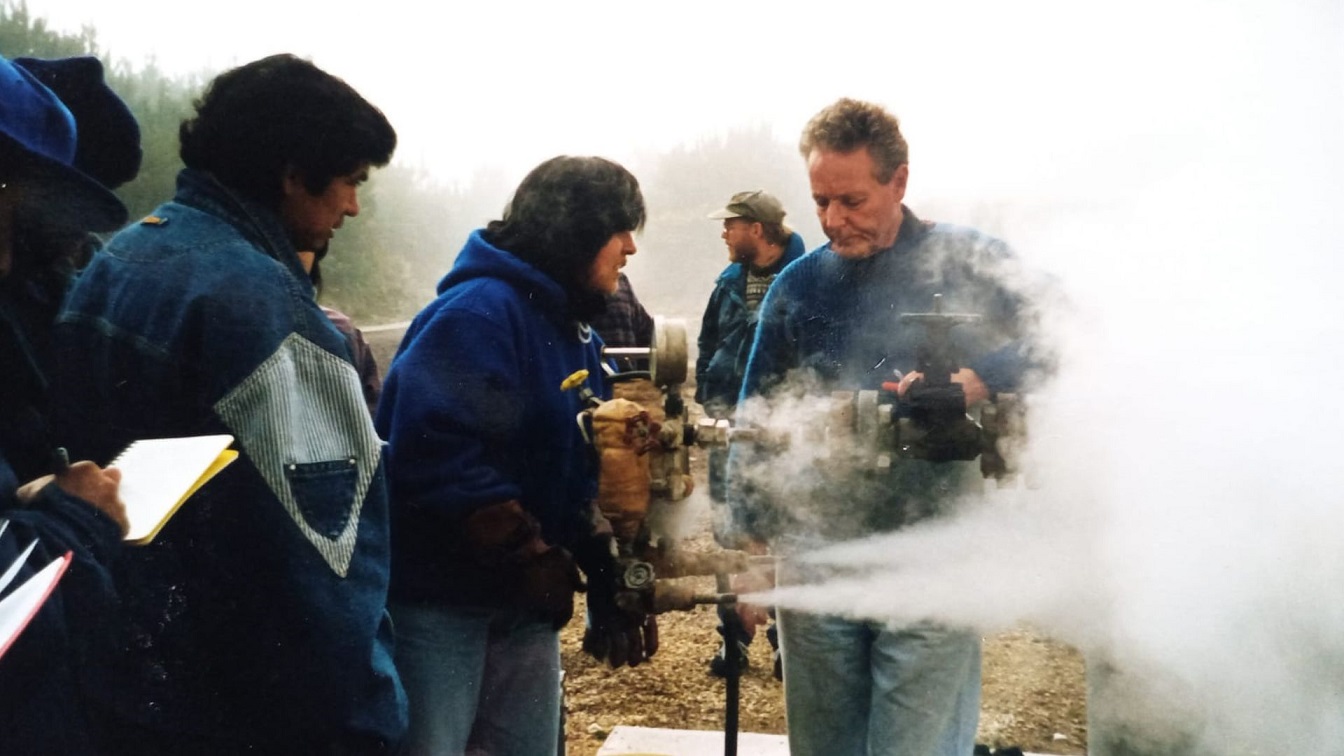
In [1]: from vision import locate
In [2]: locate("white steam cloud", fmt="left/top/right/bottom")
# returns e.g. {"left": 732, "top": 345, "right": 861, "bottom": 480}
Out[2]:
{"left": 743, "top": 3, "right": 1344, "bottom": 754}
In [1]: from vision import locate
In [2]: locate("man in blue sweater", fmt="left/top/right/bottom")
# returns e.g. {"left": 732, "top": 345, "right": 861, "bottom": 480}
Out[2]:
{"left": 728, "top": 99, "right": 1036, "bottom": 756}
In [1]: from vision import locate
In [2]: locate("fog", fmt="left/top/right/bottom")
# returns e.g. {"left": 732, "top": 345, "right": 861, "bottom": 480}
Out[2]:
{"left": 30, "top": 0, "right": 1344, "bottom": 750}
{"left": 734, "top": 4, "right": 1344, "bottom": 753}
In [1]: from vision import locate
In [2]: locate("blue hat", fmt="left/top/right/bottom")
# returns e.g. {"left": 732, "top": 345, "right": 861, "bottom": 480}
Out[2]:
{"left": 14, "top": 56, "right": 142, "bottom": 190}
{"left": 0, "top": 54, "right": 128, "bottom": 231}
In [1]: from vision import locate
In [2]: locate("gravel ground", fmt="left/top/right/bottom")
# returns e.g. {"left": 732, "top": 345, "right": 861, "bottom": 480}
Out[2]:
{"left": 559, "top": 493, "right": 1088, "bottom": 756}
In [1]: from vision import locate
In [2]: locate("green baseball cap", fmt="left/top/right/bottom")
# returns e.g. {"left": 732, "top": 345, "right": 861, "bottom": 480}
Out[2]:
{"left": 707, "top": 189, "right": 786, "bottom": 224}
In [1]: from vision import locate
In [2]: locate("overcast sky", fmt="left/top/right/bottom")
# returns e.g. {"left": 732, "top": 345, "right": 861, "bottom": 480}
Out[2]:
{"left": 31, "top": 0, "right": 1342, "bottom": 206}
{"left": 24, "top": 0, "right": 1344, "bottom": 333}
{"left": 25, "top": 0, "right": 1344, "bottom": 344}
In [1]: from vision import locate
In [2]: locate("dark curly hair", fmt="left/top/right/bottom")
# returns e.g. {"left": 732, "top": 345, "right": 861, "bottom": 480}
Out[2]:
{"left": 485, "top": 156, "right": 646, "bottom": 320}
{"left": 179, "top": 54, "right": 396, "bottom": 208}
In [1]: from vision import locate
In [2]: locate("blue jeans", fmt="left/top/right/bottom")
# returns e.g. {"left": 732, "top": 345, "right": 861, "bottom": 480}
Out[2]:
{"left": 777, "top": 595, "right": 980, "bottom": 756}
{"left": 390, "top": 602, "right": 561, "bottom": 756}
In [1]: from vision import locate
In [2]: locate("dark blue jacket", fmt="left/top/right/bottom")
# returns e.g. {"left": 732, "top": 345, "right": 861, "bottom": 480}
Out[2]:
{"left": 375, "top": 229, "right": 609, "bottom": 606}
{"left": 0, "top": 454, "right": 123, "bottom": 755}
{"left": 695, "top": 232, "right": 807, "bottom": 415}
{"left": 53, "top": 168, "right": 407, "bottom": 751}
{"left": 731, "top": 209, "right": 1037, "bottom": 542}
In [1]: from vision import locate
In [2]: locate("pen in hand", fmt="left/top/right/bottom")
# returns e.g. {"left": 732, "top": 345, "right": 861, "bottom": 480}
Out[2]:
{"left": 16, "top": 447, "right": 73, "bottom": 503}
{"left": 22, "top": 448, "right": 129, "bottom": 536}
{"left": 50, "top": 447, "right": 71, "bottom": 476}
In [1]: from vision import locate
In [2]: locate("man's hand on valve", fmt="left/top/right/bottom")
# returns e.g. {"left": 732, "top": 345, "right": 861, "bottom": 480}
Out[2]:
{"left": 885, "top": 367, "right": 989, "bottom": 407}
{"left": 730, "top": 567, "right": 774, "bottom": 639}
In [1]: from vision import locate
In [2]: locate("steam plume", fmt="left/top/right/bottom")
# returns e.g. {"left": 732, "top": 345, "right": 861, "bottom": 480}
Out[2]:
{"left": 741, "top": 4, "right": 1344, "bottom": 753}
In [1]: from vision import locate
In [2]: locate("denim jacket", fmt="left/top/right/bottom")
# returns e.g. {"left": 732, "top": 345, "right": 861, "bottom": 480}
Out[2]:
{"left": 53, "top": 169, "right": 407, "bottom": 749}
{"left": 695, "top": 231, "right": 807, "bottom": 416}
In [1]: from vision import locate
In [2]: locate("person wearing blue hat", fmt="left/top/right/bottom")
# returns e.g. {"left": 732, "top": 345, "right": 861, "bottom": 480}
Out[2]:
{"left": 14, "top": 54, "right": 143, "bottom": 271}
{"left": 0, "top": 52, "right": 137, "bottom": 754}
{"left": 13, "top": 55, "right": 142, "bottom": 192}
{"left": 0, "top": 54, "right": 141, "bottom": 482}
{"left": 53, "top": 54, "right": 406, "bottom": 754}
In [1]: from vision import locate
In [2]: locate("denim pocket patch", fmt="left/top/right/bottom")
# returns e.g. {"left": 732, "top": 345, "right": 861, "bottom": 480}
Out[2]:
{"left": 286, "top": 458, "right": 358, "bottom": 539}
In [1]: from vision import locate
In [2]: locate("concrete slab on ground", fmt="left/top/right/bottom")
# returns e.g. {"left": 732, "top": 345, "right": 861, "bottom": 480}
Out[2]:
{"left": 597, "top": 725, "right": 1076, "bottom": 756}
{"left": 597, "top": 725, "right": 788, "bottom": 755}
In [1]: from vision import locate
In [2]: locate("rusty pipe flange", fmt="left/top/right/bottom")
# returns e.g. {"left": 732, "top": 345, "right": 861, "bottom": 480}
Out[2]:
{"left": 620, "top": 560, "right": 656, "bottom": 590}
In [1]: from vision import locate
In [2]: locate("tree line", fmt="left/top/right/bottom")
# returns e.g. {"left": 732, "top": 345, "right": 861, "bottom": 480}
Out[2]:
{"left": 1, "top": 1, "right": 824, "bottom": 330}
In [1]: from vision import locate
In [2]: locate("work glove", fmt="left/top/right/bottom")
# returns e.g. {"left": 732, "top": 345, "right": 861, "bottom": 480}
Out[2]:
{"left": 518, "top": 544, "right": 585, "bottom": 630}
{"left": 573, "top": 534, "right": 659, "bottom": 668}
{"left": 464, "top": 500, "right": 585, "bottom": 629}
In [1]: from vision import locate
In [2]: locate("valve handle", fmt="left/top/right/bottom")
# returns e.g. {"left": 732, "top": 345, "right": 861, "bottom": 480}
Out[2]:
{"left": 561, "top": 369, "right": 590, "bottom": 393}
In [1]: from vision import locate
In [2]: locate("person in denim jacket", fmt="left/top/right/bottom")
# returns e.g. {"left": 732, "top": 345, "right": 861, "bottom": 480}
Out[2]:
{"left": 52, "top": 55, "right": 406, "bottom": 754}
{"left": 728, "top": 98, "right": 1039, "bottom": 756}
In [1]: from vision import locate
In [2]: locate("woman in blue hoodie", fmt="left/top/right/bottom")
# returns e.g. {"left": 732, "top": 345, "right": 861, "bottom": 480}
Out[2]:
{"left": 376, "top": 155, "right": 656, "bottom": 755}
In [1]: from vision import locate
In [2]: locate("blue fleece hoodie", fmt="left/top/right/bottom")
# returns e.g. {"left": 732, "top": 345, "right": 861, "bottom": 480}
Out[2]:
{"left": 376, "top": 229, "right": 609, "bottom": 605}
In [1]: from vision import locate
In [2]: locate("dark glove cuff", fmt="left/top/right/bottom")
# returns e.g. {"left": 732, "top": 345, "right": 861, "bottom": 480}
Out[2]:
{"left": 462, "top": 500, "right": 544, "bottom": 565}
{"left": 569, "top": 533, "right": 617, "bottom": 583}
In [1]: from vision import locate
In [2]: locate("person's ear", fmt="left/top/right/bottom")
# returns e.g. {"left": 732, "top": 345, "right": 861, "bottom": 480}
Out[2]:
{"left": 891, "top": 163, "right": 910, "bottom": 198}
{"left": 281, "top": 164, "right": 304, "bottom": 197}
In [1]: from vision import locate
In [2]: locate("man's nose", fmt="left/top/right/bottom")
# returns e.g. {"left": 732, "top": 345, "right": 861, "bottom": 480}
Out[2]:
{"left": 822, "top": 203, "right": 845, "bottom": 228}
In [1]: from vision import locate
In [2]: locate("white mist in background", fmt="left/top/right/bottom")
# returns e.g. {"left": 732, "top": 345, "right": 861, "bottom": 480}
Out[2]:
{"left": 754, "top": 2, "right": 1344, "bottom": 754}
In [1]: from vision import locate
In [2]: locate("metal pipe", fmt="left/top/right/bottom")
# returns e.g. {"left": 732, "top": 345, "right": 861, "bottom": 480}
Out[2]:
{"left": 647, "top": 582, "right": 739, "bottom": 614}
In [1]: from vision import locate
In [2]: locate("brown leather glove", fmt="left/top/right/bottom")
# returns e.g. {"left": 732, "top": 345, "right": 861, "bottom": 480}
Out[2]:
{"left": 573, "top": 534, "right": 659, "bottom": 668}
{"left": 464, "top": 500, "right": 585, "bottom": 629}
{"left": 518, "top": 544, "right": 585, "bottom": 630}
